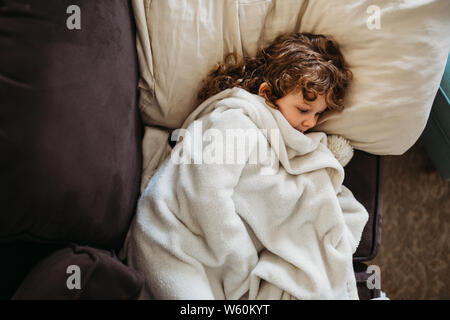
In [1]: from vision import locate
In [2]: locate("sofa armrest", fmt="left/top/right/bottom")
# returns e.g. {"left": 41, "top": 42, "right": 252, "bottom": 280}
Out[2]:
{"left": 344, "top": 151, "right": 383, "bottom": 262}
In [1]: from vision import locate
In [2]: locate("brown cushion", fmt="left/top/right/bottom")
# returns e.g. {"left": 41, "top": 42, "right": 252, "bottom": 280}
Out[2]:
{"left": 0, "top": 0, "right": 142, "bottom": 249}
{"left": 12, "top": 245, "right": 150, "bottom": 300}
{"left": 344, "top": 151, "right": 383, "bottom": 261}
{"left": 0, "top": 241, "right": 65, "bottom": 299}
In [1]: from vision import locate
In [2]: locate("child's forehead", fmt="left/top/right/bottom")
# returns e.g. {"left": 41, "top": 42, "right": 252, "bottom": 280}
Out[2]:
{"left": 289, "top": 90, "right": 327, "bottom": 101}
{"left": 296, "top": 91, "right": 328, "bottom": 111}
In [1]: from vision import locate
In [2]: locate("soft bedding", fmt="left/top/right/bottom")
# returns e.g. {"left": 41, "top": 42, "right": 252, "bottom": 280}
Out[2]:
{"left": 124, "top": 88, "right": 368, "bottom": 299}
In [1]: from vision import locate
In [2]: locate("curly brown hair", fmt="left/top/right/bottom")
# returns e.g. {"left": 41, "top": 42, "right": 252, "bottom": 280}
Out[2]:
{"left": 197, "top": 33, "right": 353, "bottom": 111}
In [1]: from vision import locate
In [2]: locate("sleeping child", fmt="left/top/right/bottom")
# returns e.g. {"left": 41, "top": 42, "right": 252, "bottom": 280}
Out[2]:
{"left": 125, "top": 32, "right": 369, "bottom": 300}
{"left": 198, "top": 33, "right": 352, "bottom": 135}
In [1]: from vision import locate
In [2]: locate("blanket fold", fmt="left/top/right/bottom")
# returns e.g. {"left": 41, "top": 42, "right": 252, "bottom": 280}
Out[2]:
{"left": 125, "top": 88, "right": 368, "bottom": 299}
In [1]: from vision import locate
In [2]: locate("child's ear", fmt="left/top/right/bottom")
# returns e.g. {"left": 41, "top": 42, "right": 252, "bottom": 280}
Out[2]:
{"left": 258, "top": 82, "right": 278, "bottom": 109}
{"left": 258, "top": 82, "right": 271, "bottom": 97}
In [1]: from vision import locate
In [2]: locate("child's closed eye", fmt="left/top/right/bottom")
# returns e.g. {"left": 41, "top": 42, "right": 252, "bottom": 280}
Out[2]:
{"left": 298, "top": 109, "right": 321, "bottom": 116}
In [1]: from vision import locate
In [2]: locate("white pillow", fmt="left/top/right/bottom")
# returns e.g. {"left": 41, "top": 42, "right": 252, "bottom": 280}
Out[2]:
{"left": 132, "top": 0, "right": 450, "bottom": 155}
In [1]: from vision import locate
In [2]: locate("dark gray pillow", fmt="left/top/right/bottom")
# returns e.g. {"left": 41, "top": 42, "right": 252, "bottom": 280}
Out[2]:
{"left": 0, "top": 0, "right": 142, "bottom": 249}
{"left": 12, "top": 245, "right": 150, "bottom": 300}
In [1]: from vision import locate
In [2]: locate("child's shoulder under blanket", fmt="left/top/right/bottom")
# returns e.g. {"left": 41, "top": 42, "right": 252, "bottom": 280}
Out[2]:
{"left": 125, "top": 88, "right": 368, "bottom": 300}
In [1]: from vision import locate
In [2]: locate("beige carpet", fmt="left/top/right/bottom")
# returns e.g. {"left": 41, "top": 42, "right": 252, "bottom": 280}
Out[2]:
{"left": 368, "top": 140, "right": 450, "bottom": 300}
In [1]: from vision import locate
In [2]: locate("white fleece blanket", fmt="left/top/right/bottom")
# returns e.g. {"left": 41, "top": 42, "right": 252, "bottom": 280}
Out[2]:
{"left": 125, "top": 88, "right": 368, "bottom": 300}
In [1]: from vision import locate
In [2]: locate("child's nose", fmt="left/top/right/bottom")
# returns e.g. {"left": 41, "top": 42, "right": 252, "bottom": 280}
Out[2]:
{"left": 302, "top": 117, "right": 316, "bottom": 129}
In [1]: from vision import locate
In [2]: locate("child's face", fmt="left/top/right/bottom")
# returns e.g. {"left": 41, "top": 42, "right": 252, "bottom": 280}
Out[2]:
{"left": 275, "top": 90, "right": 328, "bottom": 133}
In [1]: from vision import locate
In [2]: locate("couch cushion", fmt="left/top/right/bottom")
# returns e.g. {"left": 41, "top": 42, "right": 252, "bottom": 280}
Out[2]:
{"left": 344, "top": 151, "right": 383, "bottom": 262}
{"left": 0, "top": 0, "right": 142, "bottom": 249}
{"left": 12, "top": 245, "right": 150, "bottom": 299}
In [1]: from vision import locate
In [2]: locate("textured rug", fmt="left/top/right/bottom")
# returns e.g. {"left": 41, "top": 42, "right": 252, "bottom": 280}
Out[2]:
{"left": 368, "top": 140, "right": 449, "bottom": 300}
